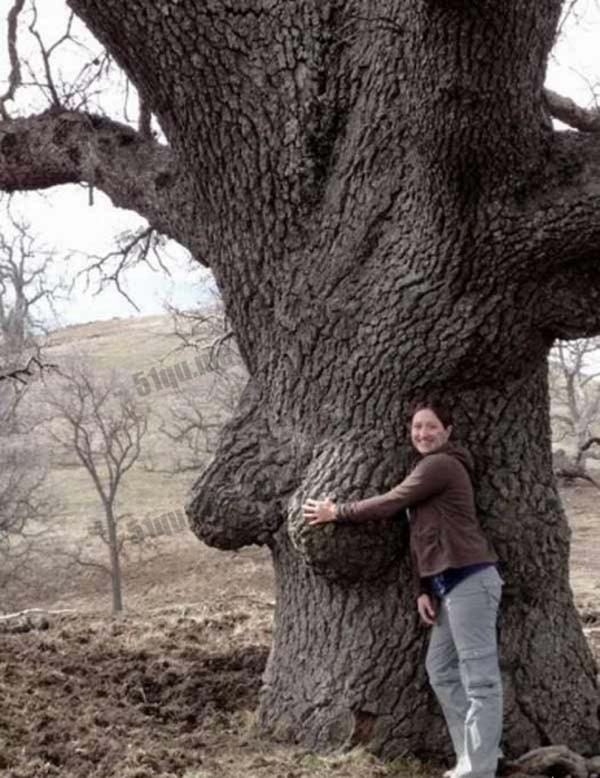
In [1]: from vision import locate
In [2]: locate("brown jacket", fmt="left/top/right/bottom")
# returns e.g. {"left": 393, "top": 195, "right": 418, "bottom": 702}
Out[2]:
{"left": 336, "top": 443, "right": 497, "bottom": 595}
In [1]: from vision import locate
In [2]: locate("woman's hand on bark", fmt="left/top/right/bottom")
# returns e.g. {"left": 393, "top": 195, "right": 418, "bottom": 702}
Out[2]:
{"left": 417, "top": 593, "right": 436, "bottom": 625}
{"left": 303, "top": 497, "right": 337, "bottom": 525}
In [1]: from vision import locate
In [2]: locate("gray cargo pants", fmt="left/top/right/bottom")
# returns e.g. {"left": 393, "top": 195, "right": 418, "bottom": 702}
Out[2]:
{"left": 425, "top": 566, "right": 503, "bottom": 778}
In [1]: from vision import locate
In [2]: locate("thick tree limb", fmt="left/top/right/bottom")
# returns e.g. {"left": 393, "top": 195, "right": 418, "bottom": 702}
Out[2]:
{"left": 0, "top": 110, "right": 207, "bottom": 265}
{"left": 517, "top": 131, "right": 600, "bottom": 339}
{"left": 539, "top": 259, "right": 600, "bottom": 339}
{"left": 545, "top": 88, "right": 600, "bottom": 133}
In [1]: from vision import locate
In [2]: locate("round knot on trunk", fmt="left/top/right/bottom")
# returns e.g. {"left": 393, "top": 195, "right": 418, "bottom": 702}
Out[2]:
{"left": 288, "top": 433, "right": 412, "bottom": 581}
{"left": 186, "top": 381, "right": 312, "bottom": 549}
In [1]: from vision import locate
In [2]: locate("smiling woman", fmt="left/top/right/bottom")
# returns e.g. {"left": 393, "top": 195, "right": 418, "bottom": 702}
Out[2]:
{"left": 303, "top": 403, "right": 502, "bottom": 778}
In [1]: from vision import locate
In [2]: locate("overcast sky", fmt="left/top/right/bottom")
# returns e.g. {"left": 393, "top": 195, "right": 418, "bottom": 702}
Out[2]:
{"left": 1, "top": 1, "right": 600, "bottom": 329}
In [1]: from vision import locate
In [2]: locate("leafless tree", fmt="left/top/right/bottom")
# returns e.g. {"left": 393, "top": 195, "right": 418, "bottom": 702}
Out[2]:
{"left": 152, "top": 296, "right": 246, "bottom": 473}
{"left": 0, "top": 207, "right": 61, "bottom": 607}
{"left": 550, "top": 337, "right": 600, "bottom": 480}
{"left": 0, "top": 212, "right": 64, "bottom": 356}
{"left": 0, "top": 370, "right": 54, "bottom": 610}
{"left": 42, "top": 361, "right": 148, "bottom": 613}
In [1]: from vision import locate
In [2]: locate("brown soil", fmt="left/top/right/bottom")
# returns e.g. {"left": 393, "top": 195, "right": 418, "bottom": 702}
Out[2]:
{"left": 0, "top": 604, "right": 269, "bottom": 778}
{"left": 0, "top": 484, "right": 598, "bottom": 778}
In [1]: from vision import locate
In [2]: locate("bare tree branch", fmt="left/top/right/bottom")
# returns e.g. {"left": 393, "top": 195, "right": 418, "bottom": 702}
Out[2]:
{"left": 0, "top": 354, "right": 56, "bottom": 385}
{"left": 578, "top": 437, "right": 600, "bottom": 462}
{"left": 0, "top": 0, "right": 27, "bottom": 120}
{"left": 545, "top": 88, "right": 600, "bottom": 132}
{"left": 554, "top": 0, "right": 584, "bottom": 43}
{"left": 79, "top": 226, "right": 170, "bottom": 308}
{"left": 559, "top": 0, "right": 580, "bottom": 30}
{"left": 579, "top": 435, "right": 600, "bottom": 455}
{"left": 553, "top": 453, "right": 600, "bottom": 489}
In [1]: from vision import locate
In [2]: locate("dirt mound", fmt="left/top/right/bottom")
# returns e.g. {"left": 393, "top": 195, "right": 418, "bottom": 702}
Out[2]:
{"left": 0, "top": 602, "right": 271, "bottom": 778}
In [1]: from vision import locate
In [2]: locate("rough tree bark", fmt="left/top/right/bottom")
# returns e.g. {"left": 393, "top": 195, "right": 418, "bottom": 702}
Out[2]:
{"left": 2, "top": 0, "right": 600, "bottom": 759}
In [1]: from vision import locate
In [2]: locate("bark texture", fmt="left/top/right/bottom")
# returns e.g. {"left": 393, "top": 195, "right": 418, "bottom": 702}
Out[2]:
{"left": 4, "top": 0, "right": 600, "bottom": 758}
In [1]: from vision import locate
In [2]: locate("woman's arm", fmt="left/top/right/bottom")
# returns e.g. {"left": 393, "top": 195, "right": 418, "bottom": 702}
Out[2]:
{"left": 303, "top": 454, "right": 451, "bottom": 525}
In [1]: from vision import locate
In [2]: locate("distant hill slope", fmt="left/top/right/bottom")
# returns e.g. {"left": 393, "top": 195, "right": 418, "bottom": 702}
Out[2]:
{"left": 46, "top": 313, "right": 196, "bottom": 372}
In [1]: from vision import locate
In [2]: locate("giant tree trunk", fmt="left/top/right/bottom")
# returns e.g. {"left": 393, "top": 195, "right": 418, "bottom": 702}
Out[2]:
{"left": 187, "top": 355, "right": 599, "bottom": 757}
{"left": 5, "top": 0, "right": 600, "bottom": 758}
{"left": 259, "top": 372, "right": 599, "bottom": 757}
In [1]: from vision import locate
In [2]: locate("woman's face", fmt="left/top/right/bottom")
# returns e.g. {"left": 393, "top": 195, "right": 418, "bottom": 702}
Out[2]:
{"left": 411, "top": 408, "right": 452, "bottom": 455}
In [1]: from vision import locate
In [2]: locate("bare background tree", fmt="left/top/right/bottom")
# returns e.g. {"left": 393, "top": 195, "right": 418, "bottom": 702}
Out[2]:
{"left": 0, "top": 210, "right": 63, "bottom": 356}
{"left": 0, "top": 204, "right": 61, "bottom": 610}
{"left": 550, "top": 337, "right": 600, "bottom": 484}
{"left": 151, "top": 295, "right": 246, "bottom": 474}
{"left": 41, "top": 361, "right": 148, "bottom": 613}
{"left": 0, "top": 375, "right": 53, "bottom": 611}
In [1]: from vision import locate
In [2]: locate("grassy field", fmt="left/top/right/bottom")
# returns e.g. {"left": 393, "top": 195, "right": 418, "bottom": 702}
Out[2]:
{"left": 0, "top": 315, "right": 598, "bottom": 778}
